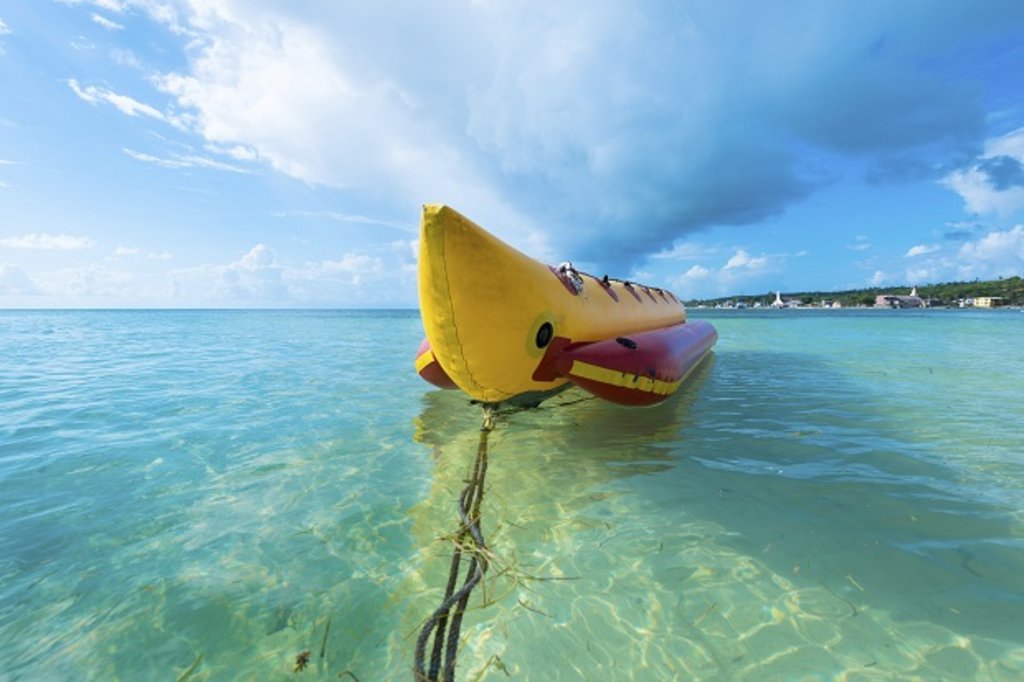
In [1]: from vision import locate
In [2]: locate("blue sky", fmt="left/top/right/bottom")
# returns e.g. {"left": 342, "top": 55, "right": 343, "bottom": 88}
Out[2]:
{"left": 2, "top": 0, "right": 1024, "bottom": 307}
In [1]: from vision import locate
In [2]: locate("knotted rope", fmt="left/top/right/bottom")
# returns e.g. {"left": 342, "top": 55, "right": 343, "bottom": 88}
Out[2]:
{"left": 413, "top": 407, "right": 494, "bottom": 681}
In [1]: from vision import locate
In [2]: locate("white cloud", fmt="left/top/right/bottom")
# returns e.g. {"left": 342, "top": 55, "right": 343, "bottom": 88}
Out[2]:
{"left": 57, "top": 0, "right": 176, "bottom": 22}
{"left": 60, "top": 264, "right": 135, "bottom": 297}
{"left": 81, "top": 0, "right": 185, "bottom": 32}
{"left": 113, "top": 244, "right": 169, "bottom": 259}
{"left": 288, "top": 251, "right": 392, "bottom": 291}
{"left": 70, "top": 36, "right": 97, "bottom": 52}
{"left": 942, "top": 127, "right": 1024, "bottom": 216}
{"left": 165, "top": 244, "right": 413, "bottom": 305}
{"left": 905, "top": 244, "right": 940, "bottom": 258}
{"left": 68, "top": 79, "right": 179, "bottom": 125}
{"left": 147, "top": 2, "right": 557, "bottom": 256}
{"left": 21, "top": 261, "right": 158, "bottom": 302}
{"left": 683, "top": 264, "right": 710, "bottom": 280}
{"left": 204, "top": 143, "right": 258, "bottom": 161}
{"left": 392, "top": 238, "right": 419, "bottom": 264}
{"left": 92, "top": 13, "right": 124, "bottom": 30}
{"left": 110, "top": 48, "right": 142, "bottom": 68}
{"left": 123, "top": 148, "right": 252, "bottom": 173}
{"left": 845, "top": 236, "right": 870, "bottom": 251}
{"left": 271, "top": 210, "right": 414, "bottom": 234}
{"left": 668, "top": 248, "right": 785, "bottom": 297}
{"left": 869, "top": 270, "right": 887, "bottom": 286}
{"left": 943, "top": 168, "right": 1024, "bottom": 216}
{"left": 154, "top": 16, "right": 416, "bottom": 189}
{"left": 68, "top": 79, "right": 189, "bottom": 130}
{"left": 956, "top": 224, "right": 1024, "bottom": 278}
{"left": 171, "top": 244, "right": 290, "bottom": 302}
{"left": 723, "top": 249, "right": 768, "bottom": 272}
{"left": 318, "top": 253, "right": 383, "bottom": 275}
{"left": 0, "top": 233, "right": 95, "bottom": 250}
{"left": 0, "top": 17, "right": 10, "bottom": 35}
{"left": 875, "top": 225, "right": 1024, "bottom": 285}
{"left": 0, "top": 264, "right": 39, "bottom": 295}
{"left": 58, "top": 0, "right": 128, "bottom": 11}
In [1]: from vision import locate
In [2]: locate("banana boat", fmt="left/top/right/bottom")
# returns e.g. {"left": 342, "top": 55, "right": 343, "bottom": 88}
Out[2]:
{"left": 414, "top": 205, "right": 717, "bottom": 406}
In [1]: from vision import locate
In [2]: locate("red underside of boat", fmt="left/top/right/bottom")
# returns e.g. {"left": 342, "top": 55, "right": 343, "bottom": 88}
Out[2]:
{"left": 417, "top": 320, "right": 716, "bottom": 407}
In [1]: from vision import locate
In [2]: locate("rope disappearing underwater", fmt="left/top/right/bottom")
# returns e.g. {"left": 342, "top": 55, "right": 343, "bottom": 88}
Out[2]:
{"left": 413, "top": 408, "right": 494, "bottom": 682}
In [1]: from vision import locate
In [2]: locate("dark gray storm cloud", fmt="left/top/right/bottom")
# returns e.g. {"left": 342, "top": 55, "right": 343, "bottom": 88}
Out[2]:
{"left": 458, "top": 1, "right": 1024, "bottom": 267}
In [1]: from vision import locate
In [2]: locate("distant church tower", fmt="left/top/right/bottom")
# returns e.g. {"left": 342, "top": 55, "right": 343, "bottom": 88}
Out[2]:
{"left": 910, "top": 286, "right": 918, "bottom": 297}
{"left": 771, "top": 291, "right": 784, "bottom": 308}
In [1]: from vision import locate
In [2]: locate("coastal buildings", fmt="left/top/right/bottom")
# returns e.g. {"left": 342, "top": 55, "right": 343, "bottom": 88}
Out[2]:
{"left": 769, "top": 291, "right": 804, "bottom": 308}
{"left": 875, "top": 286, "right": 925, "bottom": 308}
{"left": 690, "top": 277, "right": 1021, "bottom": 309}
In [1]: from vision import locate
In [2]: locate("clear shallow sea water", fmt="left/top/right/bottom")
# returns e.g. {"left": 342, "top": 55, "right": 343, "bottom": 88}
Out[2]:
{"left": 1, "top": 308, "right": 1022, "bottom": 681}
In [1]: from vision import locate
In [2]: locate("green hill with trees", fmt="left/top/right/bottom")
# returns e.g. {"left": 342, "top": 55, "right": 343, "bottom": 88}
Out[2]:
{"left": 686, "top": 275, "right": 1024, "bottom": 308}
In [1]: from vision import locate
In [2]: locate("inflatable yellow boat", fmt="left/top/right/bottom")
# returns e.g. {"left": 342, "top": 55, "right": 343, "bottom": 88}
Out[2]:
{"left": 415, "top": 205, "right": 716, "bottom": 406}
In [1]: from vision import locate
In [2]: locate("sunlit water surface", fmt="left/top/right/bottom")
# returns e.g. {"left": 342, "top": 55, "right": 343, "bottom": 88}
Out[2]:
{"left": 1, "top": 309, "right": 1022, "bottom": 680}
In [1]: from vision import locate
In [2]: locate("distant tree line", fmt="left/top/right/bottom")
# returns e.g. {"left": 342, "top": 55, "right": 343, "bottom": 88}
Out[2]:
{"left": 685, "top": 275, "right": 1024, "bottom": 308}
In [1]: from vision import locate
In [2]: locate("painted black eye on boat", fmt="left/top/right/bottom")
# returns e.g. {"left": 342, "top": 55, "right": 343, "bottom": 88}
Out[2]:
{"left": 616, "top": 337, "right": 638, "bottom": 350}
{"left": 536, "top": 322, "right": 554, "bottom": 349}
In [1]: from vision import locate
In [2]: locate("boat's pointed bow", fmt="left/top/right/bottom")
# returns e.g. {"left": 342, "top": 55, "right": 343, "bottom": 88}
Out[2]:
{"left": 417, "top": 205, "right": 563, "bottom": 403}
{"left": 417, "top": 204, "right": 468, "bottom": 392}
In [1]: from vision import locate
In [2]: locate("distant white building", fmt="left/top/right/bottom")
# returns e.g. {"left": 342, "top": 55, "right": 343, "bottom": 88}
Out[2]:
{"left": 770, "top": 291, "right": 805, "bottom": 307}
{"left": 875, "top": 286, "right": 924, "bottom": 309}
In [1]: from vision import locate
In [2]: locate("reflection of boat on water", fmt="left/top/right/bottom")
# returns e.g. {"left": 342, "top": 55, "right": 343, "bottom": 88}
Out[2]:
{"left": 408, "top": 355, "right": 715, "bottom": 568}
{"left": 414, "top": 205, "right": 716, "bottom": 406}
{"left": 408, "top": 348, "right": 716, "bottom": 506}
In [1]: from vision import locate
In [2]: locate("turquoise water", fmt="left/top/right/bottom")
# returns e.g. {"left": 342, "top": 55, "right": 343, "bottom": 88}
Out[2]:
{"left": 1, "top": 309, "right": 1023, "bottom": 680}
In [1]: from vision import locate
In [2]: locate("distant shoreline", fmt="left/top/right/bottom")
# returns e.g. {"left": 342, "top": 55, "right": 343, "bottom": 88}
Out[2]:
{"left": 686, "top": 275, "right": 1023, "bottom": 309}
{"left": 688, "top": 304, "right": 1023, "bottom": 311}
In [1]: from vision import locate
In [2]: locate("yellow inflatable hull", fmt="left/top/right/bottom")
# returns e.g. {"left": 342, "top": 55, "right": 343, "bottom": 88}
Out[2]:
{"left": 417, "top": 205, "right": 690, "bottom": 404}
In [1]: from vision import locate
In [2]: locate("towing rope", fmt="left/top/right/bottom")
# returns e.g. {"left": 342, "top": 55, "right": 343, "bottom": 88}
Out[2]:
{"left": 413, "top": 407, "right": 495, "bottom": 681}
